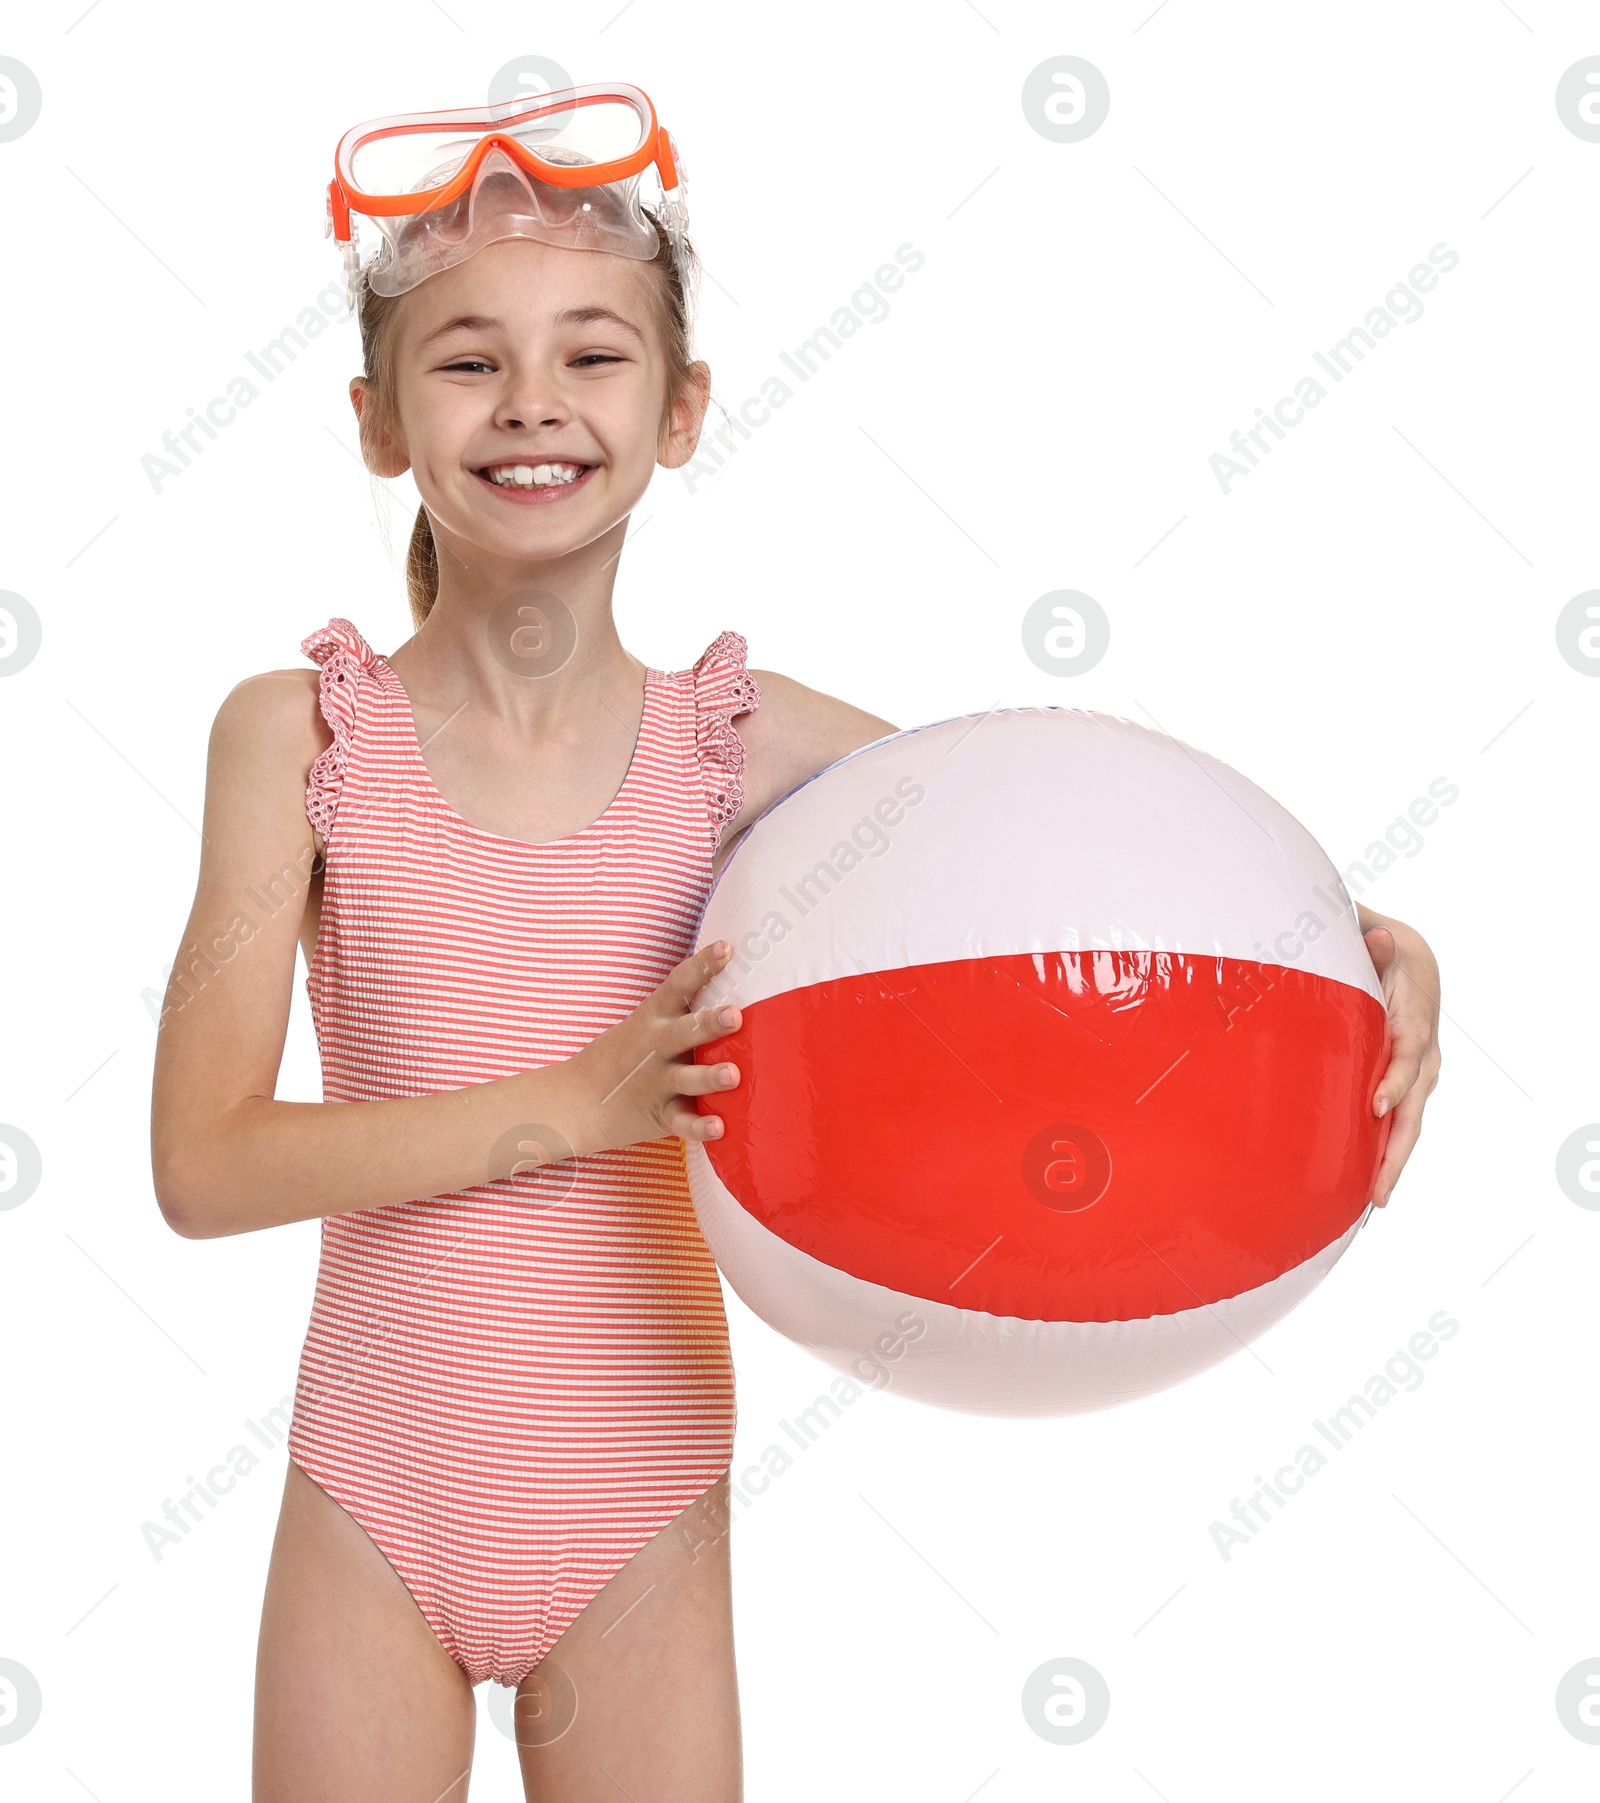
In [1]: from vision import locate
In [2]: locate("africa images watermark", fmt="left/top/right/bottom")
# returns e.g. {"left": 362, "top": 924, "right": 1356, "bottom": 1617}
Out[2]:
{"left": 678, "top": 1309, "right": 931, "bottom": 1562}
{"left": 144, "top": 842, "right": 321, "bottom": 1025}
{"left": 1194, "top": 774, "right": 1458, "bottom": 989}
{"left": 140, "top": 1393, "right": 296, "bottom": 1561}
{"left": 140, "top": 280, "right": 348, "bottom": 493}
{"left": 1337, "top": 775, "right": 1460, "bottom": 900}
{"left": 701, "top": 774, "right": 926, "bottom": 1009}
{"left": 1209, "top": 242, "right": 1460, "bottom": 494}
{"left": 681, "top": 243, "right": 927, "bottom": 495}
{"left": 1208, "top": 1309, "right": 1459, "bottom": 1561}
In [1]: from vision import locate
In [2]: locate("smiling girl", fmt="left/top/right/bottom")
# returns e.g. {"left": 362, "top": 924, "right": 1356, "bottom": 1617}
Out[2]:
{"left": 149, "top": 84, "right": 1441, "bottom": 1803}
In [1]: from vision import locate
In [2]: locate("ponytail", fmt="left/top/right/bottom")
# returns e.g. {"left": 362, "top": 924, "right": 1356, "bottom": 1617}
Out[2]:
{"left": 406, "top": 504, "right": 440, "bottom": 627}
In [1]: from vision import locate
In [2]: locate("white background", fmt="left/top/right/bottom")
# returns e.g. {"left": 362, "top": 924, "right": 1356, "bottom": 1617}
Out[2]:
{"left": 2, "top": 2, "right": 1596, "bottom": 1798}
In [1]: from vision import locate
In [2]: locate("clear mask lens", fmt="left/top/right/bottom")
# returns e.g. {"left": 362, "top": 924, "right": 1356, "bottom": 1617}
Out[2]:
{"left": 364, "top": 153, "right": 661, "bottom": 296}
{"left": 336, "top": 88, "right": 688, "bottom": 303}
{"left": 344, "top": 94, "right": 650, "bottom": 200}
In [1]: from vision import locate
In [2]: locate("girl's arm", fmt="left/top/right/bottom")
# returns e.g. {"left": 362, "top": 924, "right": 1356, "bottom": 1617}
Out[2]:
{"left": 151, "top": 674, "right": 741, "bottom": 1240}
{"left": 727, "top": 675, "right": 1442, "bottom": 1210}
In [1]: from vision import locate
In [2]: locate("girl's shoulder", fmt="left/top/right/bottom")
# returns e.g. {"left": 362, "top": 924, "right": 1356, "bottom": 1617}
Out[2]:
{"left": 209, "top": 617, "right": 380, "bottom": 762}
{"left": 200, "top": 667, "right": 332, "bottom": 856}
{"left": 674, "top": 631, "right": 895, "bottom": 752}
{"left": 210, "top": 666, "right": 329, "bottom": 769}
{"left": 206, "top": 616, "right": 385, "bottom": 835}
{"left": 212, "top": 616, "right": 382, "bottom": 728}
{"left": 720, "top": 661, "right": 901, "bottom": 837}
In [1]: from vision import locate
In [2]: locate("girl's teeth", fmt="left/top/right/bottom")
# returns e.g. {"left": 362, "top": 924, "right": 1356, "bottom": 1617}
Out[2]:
{"left": 487, "top": 463, "right": 585, "bottom": 488}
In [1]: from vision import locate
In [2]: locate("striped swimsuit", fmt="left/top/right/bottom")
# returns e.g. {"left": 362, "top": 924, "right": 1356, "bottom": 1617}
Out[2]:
{"left": 285, "top": 617, "right": 760, "bottom": 1687}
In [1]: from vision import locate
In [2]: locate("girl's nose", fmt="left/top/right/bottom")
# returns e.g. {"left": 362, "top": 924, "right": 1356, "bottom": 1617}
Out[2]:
{"left": 496, "top": 374, "right": 568, "bottom": 432}
{"left": 505, "top": 407, "right": 577, "bottom": 430}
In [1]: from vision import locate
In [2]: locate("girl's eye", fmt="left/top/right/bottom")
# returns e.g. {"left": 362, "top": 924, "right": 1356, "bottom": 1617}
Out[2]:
{"left": 572, "top": 353, "right": 625, "bottom": 368}
{"left": 443, "top": 359, "right": 493, "bottom": 374}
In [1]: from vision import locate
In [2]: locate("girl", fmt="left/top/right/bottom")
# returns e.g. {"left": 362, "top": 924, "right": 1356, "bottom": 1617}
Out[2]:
{"left": 149, "top": 84, "right": 1441, "bottom": 1803}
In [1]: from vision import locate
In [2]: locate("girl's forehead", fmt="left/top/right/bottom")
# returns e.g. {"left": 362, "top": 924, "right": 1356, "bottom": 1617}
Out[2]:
{"left": 401, "top": 239, "right": 654, "bottom": 336}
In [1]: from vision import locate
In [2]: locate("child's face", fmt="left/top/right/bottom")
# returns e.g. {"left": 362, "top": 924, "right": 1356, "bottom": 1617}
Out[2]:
{"left": 361, "top": 235, "right": 707, "bottom": 569}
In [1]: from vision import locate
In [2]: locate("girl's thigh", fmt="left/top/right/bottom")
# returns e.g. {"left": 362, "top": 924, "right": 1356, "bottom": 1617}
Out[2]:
{"left": 511, "top": 1472, "right": 741, "bottom": 1803}
{"left": 254, "top": 1457, "right": 477, "bottom": 1803}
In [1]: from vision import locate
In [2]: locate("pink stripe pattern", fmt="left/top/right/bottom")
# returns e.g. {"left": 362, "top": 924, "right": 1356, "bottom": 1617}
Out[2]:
{"left": 285, "top": 617, "right": 759, "bottom": 1686}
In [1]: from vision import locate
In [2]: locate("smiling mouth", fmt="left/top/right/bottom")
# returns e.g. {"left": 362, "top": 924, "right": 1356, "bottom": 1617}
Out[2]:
{"left": 474, "top": 459, "right": 595, "bottom": 496}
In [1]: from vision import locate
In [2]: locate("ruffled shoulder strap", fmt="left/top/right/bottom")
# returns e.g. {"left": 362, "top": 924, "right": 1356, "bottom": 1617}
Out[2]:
{"left": 689, "top": 629, "right": 762, "bottom": 838}
{"left": 301, "top": 618, "right": 383, "bottom": 839}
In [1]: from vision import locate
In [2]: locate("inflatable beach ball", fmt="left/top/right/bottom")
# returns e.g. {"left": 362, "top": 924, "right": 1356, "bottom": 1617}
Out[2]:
{"left": 687, "top": 708, "right": 1393, "bottom": 1416}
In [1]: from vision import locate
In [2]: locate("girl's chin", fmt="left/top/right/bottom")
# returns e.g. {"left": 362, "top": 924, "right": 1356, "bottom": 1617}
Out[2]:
{"left": 420, "top": 470, "right": 651, "bottom": 561}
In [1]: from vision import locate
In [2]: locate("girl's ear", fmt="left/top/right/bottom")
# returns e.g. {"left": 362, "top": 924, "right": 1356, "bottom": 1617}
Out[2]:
{"left": 658, "top": 360, "right": 713, "bottom": 471}
{"left": 350, "top": 377, "right": 411, "bottom": 478}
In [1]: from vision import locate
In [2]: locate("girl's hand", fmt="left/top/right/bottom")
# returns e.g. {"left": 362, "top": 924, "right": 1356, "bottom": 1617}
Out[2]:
{"left": 1360, "top": 909, "right": 1442, "bottom": 1208}
{"left": 563, "top": 942, "right": 743, "bottom": 1157}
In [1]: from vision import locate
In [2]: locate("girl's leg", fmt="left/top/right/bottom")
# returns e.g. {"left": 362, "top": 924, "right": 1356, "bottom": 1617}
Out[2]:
{"left": 512, "top": 1472, "right": 741, "bottom": 1803}
{"left": 254, "top": 1457, "right": 477, "bottom": 1803}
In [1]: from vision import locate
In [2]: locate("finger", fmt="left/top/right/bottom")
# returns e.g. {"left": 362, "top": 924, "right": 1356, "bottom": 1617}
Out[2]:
{"left": 662, "top": 1002, "right": 742, "bottom": 1056}
{"left": 663, "top": 1095, "right": 726, "bottom": 1142}
{"left": 1363, "top": 924, "right": 1397, "bottom": 979}
{"left": 1371, "top": 925, "right": 1443, "bottom": 1021}
{"left": 687, "top": 940, "right": 743, "bottom": 1011}
{"left": 1371, "top": 1083, "right": 1425, "bottom": 1206}
{"left": 672, "top": 1057, "right": 740, "bottom": 1097}
{"left": 660, "top": 941, "right": 735, "bottom": 1011}
{"left": 1373, "top": 964, "right": 1443, "bottom": 1112}
{"left": 1374, "top": 1021, "right": 1427, "bottom": 1117}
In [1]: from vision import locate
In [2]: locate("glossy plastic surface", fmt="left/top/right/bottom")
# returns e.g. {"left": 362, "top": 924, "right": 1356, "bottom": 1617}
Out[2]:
{"left": 685, "top": 706, "right": 1393, "bottom": 1411}
{"left": 698, "top": 948, "right": 1390, "bottom": 1323}
{"left": 329, "top": 83, "right": 688, "bottom": 300}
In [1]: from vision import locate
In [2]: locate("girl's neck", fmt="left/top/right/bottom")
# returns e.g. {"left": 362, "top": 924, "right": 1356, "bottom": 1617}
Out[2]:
{"left": 387, "top": 517, "right": 645, "bottom": 733}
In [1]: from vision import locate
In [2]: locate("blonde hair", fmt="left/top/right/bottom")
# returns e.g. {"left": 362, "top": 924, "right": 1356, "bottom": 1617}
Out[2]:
{"left": 352, "top": 217, "right": 701, "bottom": 629}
